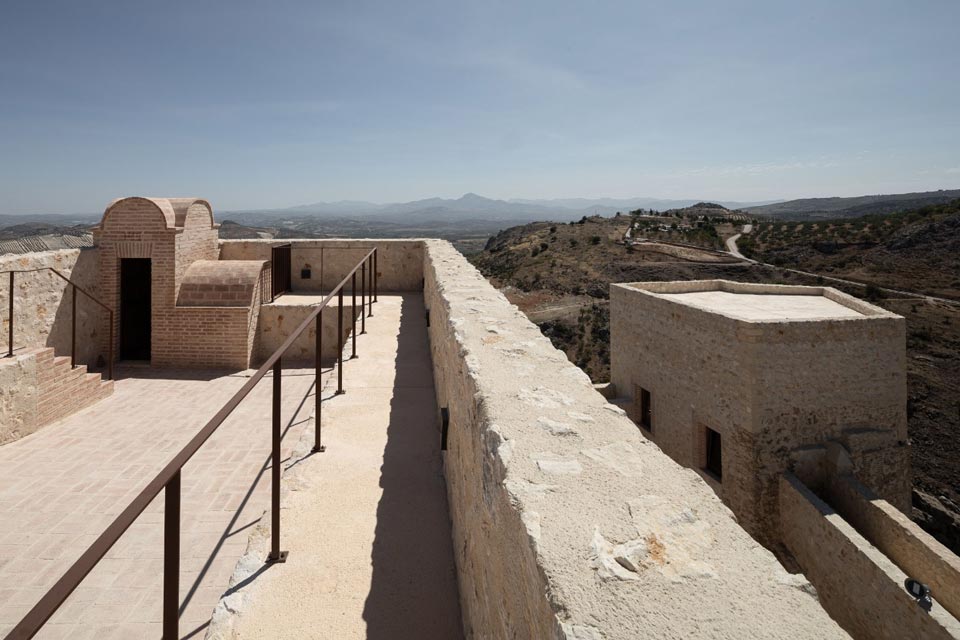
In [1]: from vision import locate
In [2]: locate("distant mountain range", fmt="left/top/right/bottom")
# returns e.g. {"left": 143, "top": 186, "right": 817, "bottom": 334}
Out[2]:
{"left": 4, "top": 189, "right": 959, "bottom": 226}
{"left": 228, "top": 193, "right": 779, "bottom": 224}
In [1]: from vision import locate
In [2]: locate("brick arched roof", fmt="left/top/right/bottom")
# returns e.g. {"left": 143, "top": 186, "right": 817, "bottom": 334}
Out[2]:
{"left": 177, "top": 259, "right": 266, "bottom": 307}
{"left": 100, "top": 197, "right": 214, "bottom": 230}
{"left": 167, "top": 198, "right": 214, "bottom": 228}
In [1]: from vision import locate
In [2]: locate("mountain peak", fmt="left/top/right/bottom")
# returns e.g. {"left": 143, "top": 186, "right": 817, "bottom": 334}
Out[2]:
{"left": 458, "top": 192, "right": 491, "bottom": 202}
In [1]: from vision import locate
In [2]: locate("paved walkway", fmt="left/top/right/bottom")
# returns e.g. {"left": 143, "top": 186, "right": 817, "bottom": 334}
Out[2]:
{"left": 0, "top": 362, "right": 318, "bottom": 638}
{"left": 214, "top": 293, "right": 463, "bottom": 640}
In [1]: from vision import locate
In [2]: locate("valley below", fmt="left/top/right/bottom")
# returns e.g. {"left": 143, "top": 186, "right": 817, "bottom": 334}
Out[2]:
{"left": 470, "top": 201, "right": 960, "bottom": 553}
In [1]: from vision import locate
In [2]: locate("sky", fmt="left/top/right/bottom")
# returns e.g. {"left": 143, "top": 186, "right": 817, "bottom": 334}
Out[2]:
{"left": 1, "top": 0, "right": 959, "bottom": 214}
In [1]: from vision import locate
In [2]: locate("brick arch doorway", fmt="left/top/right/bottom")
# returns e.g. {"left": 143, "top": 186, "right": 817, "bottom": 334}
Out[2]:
{"left": 120, "top": 258, "right": 152, "bottom": 360}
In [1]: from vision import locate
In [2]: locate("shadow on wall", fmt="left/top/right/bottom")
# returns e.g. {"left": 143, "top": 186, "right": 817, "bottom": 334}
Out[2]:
{"left": 361, "top": 295, "right": 464, "bottom": 639}
{"left": 43, "top": 249, "right": 103, "bottom": 367}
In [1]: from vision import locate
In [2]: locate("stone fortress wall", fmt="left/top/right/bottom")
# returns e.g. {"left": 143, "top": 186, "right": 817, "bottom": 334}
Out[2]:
{"left": 781, "top": 474, "right": 960, "bottom": 638}
{"left": 422, "top": 240, "right": 847, "bottom": 639}
{"left": 0, "top": 248, "right": 102, "bottom": 368}
{"left": 0, "top": 249, "right": 108, "bottom": 444}
{"left": 218, "top": 239, "right": 424, "bottom": 292}
{"left": 4, "top": 200, "right": 956, "bottom": 638}
{"left": 608, "top": 278, "right": 958, "bottom": 638}
{"left": 609, "top": 279, "right": 910, "bottom": 546}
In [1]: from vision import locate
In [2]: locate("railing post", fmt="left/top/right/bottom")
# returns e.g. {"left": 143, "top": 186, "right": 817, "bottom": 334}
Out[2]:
{"left": 337, "top": 288, "right": 344, "bottom": 395}
{"left": 71, "top": 284, "right": 77, "bottom": 369}
{"left": 367, "top": 253, "right": 374, "bottom": 318}
{"left": 312, "top": 311, "right": 325, "bottom": 453}
{"left": 267, "top": 357, "right": 287, "bottom": 564}
{"left": 374, "top": 249, "right": 378, "bottom": 303}
{"left": 360, "top": 261, "right": 366, "bottom": 335}
{"left": 351, "top": 272, "right": 357, "bottom": 359}
{"left": 7, "top": 271, "right": 13, "bottom": 357}
{"left": 163, "top": 470, "right": 181, "bottom": 640}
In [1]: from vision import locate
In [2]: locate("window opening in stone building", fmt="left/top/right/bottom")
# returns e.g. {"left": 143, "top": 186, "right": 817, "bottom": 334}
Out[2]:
{"left": 705, "top": 426, "right": 722, "bottom": 480}
{"left": 636, "top": 385, "right": 652, "bottom": 432}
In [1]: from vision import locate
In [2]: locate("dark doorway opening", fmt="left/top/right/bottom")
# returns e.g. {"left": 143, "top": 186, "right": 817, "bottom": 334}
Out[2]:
{"left": 120, "top": 258, "right": 151, "bottom": 360}
{"left": 705, "top": 427, "right": 723, "bottom": 481}
{"left": 271, "top": 244, "right": 291, "bottom": 299}
{"left": 636, "top": 385, "right": 652, "bottom": 432}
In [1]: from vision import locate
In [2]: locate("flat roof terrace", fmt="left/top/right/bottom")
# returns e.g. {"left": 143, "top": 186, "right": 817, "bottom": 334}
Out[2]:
{"left": 624, "top": 279, "right": 892, "bottom": 323}
{"left": 658, "top": 291, "right": 864, "bottom": 320}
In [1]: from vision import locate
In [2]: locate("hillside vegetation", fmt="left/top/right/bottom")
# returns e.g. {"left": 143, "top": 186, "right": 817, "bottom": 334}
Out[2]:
{"left": 746, "top": 189, "right": 960, "bottom": 220}
{"left": 471, "top": 205, "right": 960, "bottom": 552}
{"left": 473, "top": 206, "right": 749, "bottom": 299}
{"left": 739, "top": 199, "right": 960, "bottom": 298}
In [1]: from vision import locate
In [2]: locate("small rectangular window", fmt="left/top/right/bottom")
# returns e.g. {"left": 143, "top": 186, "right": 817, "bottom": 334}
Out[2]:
{"left": 639, "top": 387, "right": 652, "bottom": 431}
{"left": 705, "top": 427, "right": 722, "bottom": 480}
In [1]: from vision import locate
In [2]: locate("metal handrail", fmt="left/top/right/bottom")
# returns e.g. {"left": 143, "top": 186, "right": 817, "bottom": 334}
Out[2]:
{"left": 4, "top": 247, "right": 378, "bottom": 640}
{"left": 2, "top": 267, "right": 115, "bottom": 380}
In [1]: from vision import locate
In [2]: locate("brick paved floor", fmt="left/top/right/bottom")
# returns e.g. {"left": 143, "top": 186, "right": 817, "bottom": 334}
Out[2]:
{"left": 0, "top": 360, "right": 320, "bottom": 639}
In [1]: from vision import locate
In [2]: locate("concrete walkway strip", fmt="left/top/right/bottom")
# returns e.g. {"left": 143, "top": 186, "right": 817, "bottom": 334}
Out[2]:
{"left": 208, "top": 294, "right": 463, "bottom": 640}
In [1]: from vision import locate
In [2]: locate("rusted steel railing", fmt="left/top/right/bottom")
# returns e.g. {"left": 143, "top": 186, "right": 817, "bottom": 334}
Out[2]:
{"left": 2, "top": 267, "right": 115, "bottom": 380}
{"left": 4, "top": 247, "right": 378, "bottom": 640}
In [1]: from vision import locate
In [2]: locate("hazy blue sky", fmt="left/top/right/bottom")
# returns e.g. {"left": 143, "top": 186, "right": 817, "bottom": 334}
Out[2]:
{"left": 2, "top": 0, "right": 958, "bottom": 214}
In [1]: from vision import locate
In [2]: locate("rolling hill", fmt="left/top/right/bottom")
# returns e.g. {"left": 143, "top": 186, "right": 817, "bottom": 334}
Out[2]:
{"left": 746, "top": 189, "right": 960, "bottom": 220}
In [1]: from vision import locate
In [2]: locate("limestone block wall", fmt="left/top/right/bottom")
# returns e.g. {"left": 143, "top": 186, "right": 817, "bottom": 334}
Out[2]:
{"left": 825, "top": 473, "right": 960, "bottom": 620}
{"left": 780, "top": 474, "right": 960, "bottom": 639}
{"left": 255, "top": 302, "right": 356, "bottom": 366}
{"left": 0, "top": 248, "right": 104, "bottom": 368}
{"left": 423, "top": 240, "right": 847, "bottom": 640}
{"left": 610, "top": 280, "right": 909, "bottom": 546}
{"left": 219, "top": 239, "right": 425, "bottom": 293}
{"left": 0, "top": 350, "right": 39, "bottom": 443}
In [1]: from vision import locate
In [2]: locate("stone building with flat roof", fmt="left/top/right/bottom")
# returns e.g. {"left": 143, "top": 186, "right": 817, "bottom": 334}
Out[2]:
{"left": 610, "top": 279, "right": 911, "bottom": 546}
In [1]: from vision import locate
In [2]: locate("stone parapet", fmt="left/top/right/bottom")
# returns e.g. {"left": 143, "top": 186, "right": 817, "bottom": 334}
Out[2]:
{"left": 219, "top": 239, "right": 425, "bottom": 293}
{"left": 423, "top": 241, "right": 847, "bottom": 639}
{"left": 781, "top": 474, "right": 960, "bottom": 639}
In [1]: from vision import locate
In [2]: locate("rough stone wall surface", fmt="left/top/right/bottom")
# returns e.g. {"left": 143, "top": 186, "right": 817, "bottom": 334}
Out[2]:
{"left": 424, "top": 241, "right": 847, "bottom": 640}
{"left": 780, "top": 474, "right": 960, "bottom": 639}
{"left": 255, "top": 302, "right": 356, "bottom": 366}
{"left": 0, "top": 347, "right": 113, "bottom": 444}
{"left": 219, "top": 240, "right": 424, "bottom": 293}
{"left": 0, "top": 249, "right": 103, "bottom": 368}
{"left": 825, "top": 474, "right": 960, "bottom": 620}
{"left": 610, "top": 280, "right": 910, "bottom": 546}
{"left": 0, "top": 350, "right": 39, "bottom": 443}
